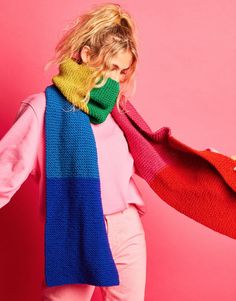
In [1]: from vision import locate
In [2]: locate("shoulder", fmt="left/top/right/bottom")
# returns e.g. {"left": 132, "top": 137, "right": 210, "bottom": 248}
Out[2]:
{"left": 20, "top": 91, "right": 46, "bottom": 121}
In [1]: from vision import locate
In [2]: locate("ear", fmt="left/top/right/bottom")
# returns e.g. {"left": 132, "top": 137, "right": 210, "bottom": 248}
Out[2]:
{"left": 80, "top": 45, "right": 91, "bottom": 64}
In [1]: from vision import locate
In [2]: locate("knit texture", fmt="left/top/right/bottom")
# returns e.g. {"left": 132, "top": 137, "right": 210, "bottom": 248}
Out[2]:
{"left": 45, "top": 58, "right": 122, "bottom": 286}
{"left": 45, "top": 84, "right": 120, "bottom": 287}
{"left": 52, "top": 57, "right": 120, "bottom": 124}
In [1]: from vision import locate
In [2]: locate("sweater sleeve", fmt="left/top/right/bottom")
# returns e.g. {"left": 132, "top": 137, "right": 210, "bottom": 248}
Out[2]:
{"left": 0, "top": 101, "right": 40, "bottom": 209}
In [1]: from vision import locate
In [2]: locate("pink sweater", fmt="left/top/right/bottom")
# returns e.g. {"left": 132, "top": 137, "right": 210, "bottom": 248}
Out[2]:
{"left": 0, "top": 92, "right": 146, "bottom": 216}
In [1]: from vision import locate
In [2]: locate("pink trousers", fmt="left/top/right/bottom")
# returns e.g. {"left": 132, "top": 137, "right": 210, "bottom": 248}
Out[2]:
{"left": 42, "top": 203, "right": 147, "bottom": 301}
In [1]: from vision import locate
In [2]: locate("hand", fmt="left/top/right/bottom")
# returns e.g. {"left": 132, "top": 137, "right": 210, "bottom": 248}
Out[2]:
{"left": 206, "top": 148, "right": 236, "bottom": 171}
{"left": 205, "top": 147, "right": 221, "bottom": 153}
{"left": 230, "top": 155, "right": 236, "bottom": 171}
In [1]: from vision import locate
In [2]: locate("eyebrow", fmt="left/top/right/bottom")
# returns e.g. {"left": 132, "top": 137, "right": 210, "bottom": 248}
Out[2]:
{"left": 112, "top": 63, "right": 130, "bottom": 71}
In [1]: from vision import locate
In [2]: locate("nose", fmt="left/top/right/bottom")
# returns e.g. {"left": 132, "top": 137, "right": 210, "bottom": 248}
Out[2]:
{"left": 106, "top": 70, "right": 121, "bottom": 83}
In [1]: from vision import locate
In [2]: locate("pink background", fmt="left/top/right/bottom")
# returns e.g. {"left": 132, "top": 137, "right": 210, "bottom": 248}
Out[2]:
{"left": 0, "top": 0, "right": 236, "bottom": 300}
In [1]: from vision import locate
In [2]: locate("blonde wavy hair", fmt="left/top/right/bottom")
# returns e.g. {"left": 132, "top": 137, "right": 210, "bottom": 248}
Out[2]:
{"left": 44, "top": 2, "right": 139, "bottom": 113}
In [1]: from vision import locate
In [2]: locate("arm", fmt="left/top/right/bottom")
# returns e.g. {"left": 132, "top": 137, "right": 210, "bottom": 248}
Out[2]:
{"left": 0, "top": 101, "right": 40, "bottom": 209}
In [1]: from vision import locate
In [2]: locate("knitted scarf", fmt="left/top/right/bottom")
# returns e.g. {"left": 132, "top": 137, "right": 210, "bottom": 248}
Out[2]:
{"left": 45, "top": 58, "right": 121, "bottom": 287}
{"left": 44, "top": 57, "right": 236, "bottom": 288}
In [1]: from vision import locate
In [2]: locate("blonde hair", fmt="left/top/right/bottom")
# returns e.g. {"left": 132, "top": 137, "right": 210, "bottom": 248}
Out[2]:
{"left": 44, "top": 2, "right": 139, "bottom": 112}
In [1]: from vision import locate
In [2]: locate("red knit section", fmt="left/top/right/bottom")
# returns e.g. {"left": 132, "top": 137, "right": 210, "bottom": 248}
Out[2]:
{"left": 168, "top": 135, "right": 236, "bottom": 192}
{"left": 111, "top": 99, "right": 236, "bottom": 240}
{"left": 149, "top": 164, "right": 236, "bottom": 239}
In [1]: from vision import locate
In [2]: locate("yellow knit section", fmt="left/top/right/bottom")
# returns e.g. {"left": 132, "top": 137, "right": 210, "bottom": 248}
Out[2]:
{"left": 52, "top": 58, "right": 97, "bottom": 114}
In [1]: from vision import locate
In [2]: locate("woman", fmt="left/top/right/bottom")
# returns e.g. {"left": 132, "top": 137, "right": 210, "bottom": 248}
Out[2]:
{"left": 1, "top": 3, "right": 147, "bottom": 301}
{"left": 1, "top": 3, "right": 236, "bottom": 301}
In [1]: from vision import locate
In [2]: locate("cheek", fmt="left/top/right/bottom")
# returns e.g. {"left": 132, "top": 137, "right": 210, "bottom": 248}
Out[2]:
{"left": 120, "top": 74, "right": 128, "bottom": 83}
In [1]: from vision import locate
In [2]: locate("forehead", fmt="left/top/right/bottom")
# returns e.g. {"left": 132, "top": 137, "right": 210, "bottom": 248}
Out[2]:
{"left": 110, "top": 50, "right": 133, "bottom": 69}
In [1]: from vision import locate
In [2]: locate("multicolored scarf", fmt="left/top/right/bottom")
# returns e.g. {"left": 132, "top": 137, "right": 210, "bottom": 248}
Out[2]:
{"left": 44, "top": 57, "right": 236, "bottom": 288}
{"left": 45, "top": 58, "right": 121, "bottom": 287}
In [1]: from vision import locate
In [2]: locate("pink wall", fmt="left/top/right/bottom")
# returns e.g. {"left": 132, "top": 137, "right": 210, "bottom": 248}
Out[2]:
{"left": 0, "top": 0, "right": 236, "bottom": 300}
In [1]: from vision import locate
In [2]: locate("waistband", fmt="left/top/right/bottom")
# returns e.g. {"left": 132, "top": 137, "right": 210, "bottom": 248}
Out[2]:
{"left": 104, "top": 203, "right": 138, "bottom": 217}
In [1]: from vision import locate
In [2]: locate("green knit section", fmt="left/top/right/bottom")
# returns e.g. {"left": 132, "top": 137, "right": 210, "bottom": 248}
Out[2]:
{"left": 88, "top": 77, "right": 120, "bottom": 124}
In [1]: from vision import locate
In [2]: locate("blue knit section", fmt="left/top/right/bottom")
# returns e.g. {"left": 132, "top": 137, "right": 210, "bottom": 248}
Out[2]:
{"left": 45, "top": 87, "right": 99, "bottom": 178}
{"left": 44, "top": 85, "right": 119, "bottom": 287}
